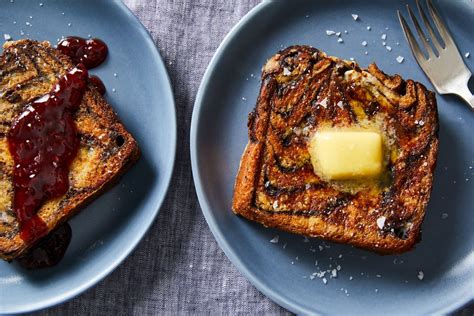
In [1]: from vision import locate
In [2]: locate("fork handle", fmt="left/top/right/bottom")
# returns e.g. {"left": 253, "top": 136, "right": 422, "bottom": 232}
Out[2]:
{"left": 455, "top": 85, "right": 474, "bottom": 111}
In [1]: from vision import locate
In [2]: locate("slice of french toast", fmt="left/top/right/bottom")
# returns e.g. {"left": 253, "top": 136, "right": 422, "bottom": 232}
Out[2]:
{"left": 232, "top": 45, "right": 438, "bottom": 254}
{"left": 0, "top": 39, "right": 140, "bottom": 260}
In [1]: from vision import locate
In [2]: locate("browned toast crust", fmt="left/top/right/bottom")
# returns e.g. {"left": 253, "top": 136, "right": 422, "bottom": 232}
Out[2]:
{"left": 232, "top": 46, "right": 438, "bottom": 254}
{"left": 0, "top": 40, "right": 140, "bottom": 260}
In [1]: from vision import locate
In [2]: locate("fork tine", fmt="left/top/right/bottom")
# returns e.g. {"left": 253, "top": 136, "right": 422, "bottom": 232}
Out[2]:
{"left": 397, "top": 11, "right": 427, "bottom": 64}
{"left": 416, "top": 0, "right": 444, "bottom": 52}
{"left": 426, "top": 0, "right": 455, "bottom": 47}
{"left": 406, "top": 4, "right": 436, "bottom": 58}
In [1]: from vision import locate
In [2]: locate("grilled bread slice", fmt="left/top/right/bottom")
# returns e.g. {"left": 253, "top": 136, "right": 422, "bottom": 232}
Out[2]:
{"left": 0, "top": 40, "right": 140, "bottom": 260}
{"left": 232, "top": 46, "right": 438, "bottom": 254}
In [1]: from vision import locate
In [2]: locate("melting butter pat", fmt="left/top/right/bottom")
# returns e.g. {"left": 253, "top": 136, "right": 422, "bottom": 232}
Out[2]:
{"left": 309, "top": 130, "right": 383, "bottom": 180}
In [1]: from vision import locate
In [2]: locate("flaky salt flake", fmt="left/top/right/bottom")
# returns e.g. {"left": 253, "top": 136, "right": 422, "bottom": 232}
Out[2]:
{"left": 362, "top": 41, "right": 368, "bottom": 47}
{"left": 318, "top": 98, "right": 328, "bottom": 108}
{"left": 396, "top": 56, "right": 404, "bottom": 63}
{"left": 352, "top": 14, "right": 359, "bottom": 21}
{"left": 322, "top": 277, "right": 328, "bottom": 284}
{"left": 272, "top": 200, "right": 279, "bottom": 209}
{"left": 336, "top": 32, "right": 341, "bottom": 37}
{"left": 326, "top": 30, "right": 336, "bottom": 36}
{"left": 465, "top": 52, "right": 470, "bottom": 58}
{"left": 337, "top": 101, "right": 344, "bottom": 109}
{"left": 3, "top": 34, "right": 11, "bottom": 41}
{"left": 332, "top": 269, "right": 338, "bottom": 278}
{"left": 337, "top": 38, "right": 344, "bottom": 43}
{"left": 381, "top": 34, "right": 387, "bottom": 40}
{"left": 376, "top": 216, "right": 386, "bottom": 229}
{"left": 441, "top": 213, "right": 449, "bottom": 219}
{"left": 417, "top": 271, "right": 424, "bottom": 280}
{"left": 367, "top": 26, "right": 371, "bottom": 31}
{"left": 283, "top": 67, "right": 291, "bottom": 76}
{"left": 386, "top": 46, "right": 392, "bottom": 51}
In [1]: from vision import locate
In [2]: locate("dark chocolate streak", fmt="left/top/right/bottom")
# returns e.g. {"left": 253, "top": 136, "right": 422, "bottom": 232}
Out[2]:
{"left": 0, "top": 65, "right": 25, "bottom": 79}
{"left": 272, "top": 154, "right": 297, "bottom": 173}
{"left": 252, "top": 48, "right": 359, "bottom": 217}
{"left": 256, "top": 195, "right": 352, "bottom": 217}
{"left": 262, "top": 172, "right": 325, "bottom": 197}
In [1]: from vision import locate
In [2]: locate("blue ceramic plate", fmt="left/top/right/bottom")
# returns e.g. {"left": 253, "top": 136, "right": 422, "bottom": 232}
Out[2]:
{"left": 191, "top": 0, "right": 473, "bottom": 314}
{"left": 0, "top": 0, "right": 176, "bottom": 313}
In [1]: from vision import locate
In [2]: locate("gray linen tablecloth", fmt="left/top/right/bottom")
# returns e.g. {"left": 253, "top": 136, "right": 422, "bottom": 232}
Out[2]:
{"left": 36, "top": 1, "right": 472, "bottom": 314}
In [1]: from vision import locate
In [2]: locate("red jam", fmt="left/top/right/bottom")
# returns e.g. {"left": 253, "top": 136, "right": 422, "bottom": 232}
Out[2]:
{"left": 89, "top": 75, "right": 106, "bottom": 95}
{"left": 17, "top": 223, "right": 72, "bottom": 269}
{"left": 57, "top": 37, "right": 108, "bottom": 69}
{"left": 7, "top": 64, "right": 88, "bottom": 244}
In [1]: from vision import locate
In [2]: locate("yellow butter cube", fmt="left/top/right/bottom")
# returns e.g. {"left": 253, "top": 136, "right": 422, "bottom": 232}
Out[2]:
{"left": 309, "top": 130, "right": 383, "bottom": 180}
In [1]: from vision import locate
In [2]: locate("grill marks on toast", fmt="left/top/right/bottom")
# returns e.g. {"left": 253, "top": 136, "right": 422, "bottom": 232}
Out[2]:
{"left": 233, "top": 46, "right": 438, "bottom": 253}
{"left": 0, "top": 40, "right": 139, "bottom": 260}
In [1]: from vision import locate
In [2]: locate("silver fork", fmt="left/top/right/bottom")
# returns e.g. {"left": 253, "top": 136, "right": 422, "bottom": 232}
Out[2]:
{"left": 397, "top": 0, "right": 474, "bottom": 110}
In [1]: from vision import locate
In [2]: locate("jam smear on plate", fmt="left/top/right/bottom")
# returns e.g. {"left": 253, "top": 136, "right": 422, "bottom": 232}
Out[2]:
{"left": 16, "top": 223, "right": 72, "bottom": 269}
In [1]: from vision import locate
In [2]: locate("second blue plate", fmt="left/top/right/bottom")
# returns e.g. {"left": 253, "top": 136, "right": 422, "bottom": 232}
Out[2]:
{"left": 191, "top": 0, "right": 474, "bottom": 314}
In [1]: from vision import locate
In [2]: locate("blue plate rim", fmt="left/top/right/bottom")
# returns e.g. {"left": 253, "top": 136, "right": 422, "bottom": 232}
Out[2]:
{"left": 190, "top": 1, "right": 473, "bottom": 314}
{"left": 2, "top": 0, "right": 177, "bottom": 313}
